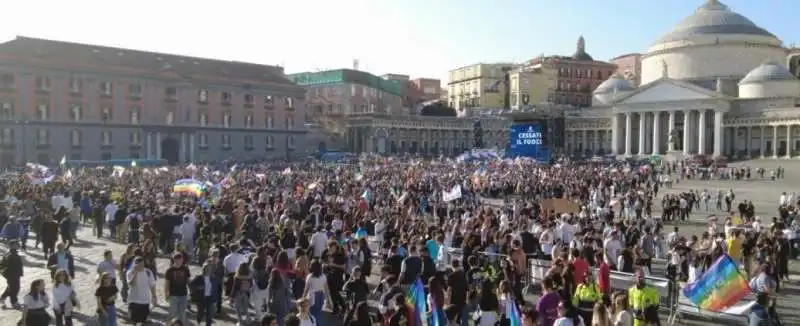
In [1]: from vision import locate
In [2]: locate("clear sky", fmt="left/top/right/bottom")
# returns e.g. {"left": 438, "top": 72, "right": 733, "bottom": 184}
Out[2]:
{"left": 1, "top": 0, "right": 797, "bottom": 84}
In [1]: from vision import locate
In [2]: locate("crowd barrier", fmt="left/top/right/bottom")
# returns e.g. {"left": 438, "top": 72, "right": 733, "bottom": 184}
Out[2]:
{"left": 525, "top": 258, "right": 679, "bottom": 323}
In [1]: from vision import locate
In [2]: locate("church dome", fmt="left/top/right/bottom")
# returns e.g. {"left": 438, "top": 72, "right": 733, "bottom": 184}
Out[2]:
{"left": 593, "top": 74, "right": 634, "bottom": 105}
{"left": 571, "top": 36, "right": 594, "bottom": 61}
{"left": 655, "top": 0, "right": 776, "bottom": 44}
{"left": 594, "top": 75, "right": 634, "bottom": 94}
{"left": 739, "top": 61, "right": 795, "bottom": 85}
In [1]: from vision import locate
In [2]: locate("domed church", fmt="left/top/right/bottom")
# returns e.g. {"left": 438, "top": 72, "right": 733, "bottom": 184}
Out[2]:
{"left": 581, "top": 0, "right": 800, "bottom": 159}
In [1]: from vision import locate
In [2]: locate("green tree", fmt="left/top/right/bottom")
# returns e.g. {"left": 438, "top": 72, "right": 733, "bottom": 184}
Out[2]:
{"left": 420, "top": 101, "right": 456, "bottom": 117}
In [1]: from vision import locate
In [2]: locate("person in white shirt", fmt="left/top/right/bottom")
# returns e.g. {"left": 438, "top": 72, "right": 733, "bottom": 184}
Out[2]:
{"left": 22, "top": 279, "right": 50, "bottom": 326}
{"left": 310, "top": 229, "right": 329, "bottom": 259}
{"left": 105, "top": 202, "right": 119, "bottom": 239}
{"left": 96, "top": 250, "right": 117, "bottom": 284}
{"left": 126, "top": 257, "right": 157, "bottom": 325}
{"left": 178, "top": 216, "right": 196, "bottom": 261}
{"left": 223, "top": 245, "right": 249, "bottom": 275}
{"left": 52, "top": 269, "right": 78, "bottom": 326}
{"left": 603, "top": 232, "right": 622, "bottom": 269}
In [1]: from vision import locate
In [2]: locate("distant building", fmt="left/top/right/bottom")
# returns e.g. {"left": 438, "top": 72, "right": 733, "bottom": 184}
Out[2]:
{"left": 609, "top": 53, "right": 642, "bottom": 86}
{"left": 0, "top": 36, "right": 306, "bottom": 166}
{"left": 411, "top": 78, "right": 442, "bottom": 102}
{"left": 523, "top": 36, "right": 618, "bottom": 107}
{"left": 508, "top": 64, "right": 558, "bottom": 109}
{"left": 447, "top": 63, "right": 515, "bottom": 116}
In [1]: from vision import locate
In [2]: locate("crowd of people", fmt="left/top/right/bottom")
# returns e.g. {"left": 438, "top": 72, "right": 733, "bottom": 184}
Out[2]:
{"left": 0, "top": 156, "right": 793, "bottom": 326}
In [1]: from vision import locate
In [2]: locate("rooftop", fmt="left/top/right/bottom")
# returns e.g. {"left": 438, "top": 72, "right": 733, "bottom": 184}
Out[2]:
{"left": 0, "top": 36, "right": 298, "bottom": 88}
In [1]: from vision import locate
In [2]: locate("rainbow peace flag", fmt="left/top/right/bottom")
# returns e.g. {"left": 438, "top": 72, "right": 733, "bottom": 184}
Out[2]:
{"left": 405, "top": 278, "right": 427, "bottom": 326}
{"left": 506, "top": 296, "right": 522, "bottom": 326}
{"left": 173, "top": 179, "right": 206, "bottom": 197}
{"left": 682, "top": 254, "right": 751, "bottom": 311}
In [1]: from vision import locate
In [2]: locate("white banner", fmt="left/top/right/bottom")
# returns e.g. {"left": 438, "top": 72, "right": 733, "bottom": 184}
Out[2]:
{"left": 442, "top": 185, "right": 462, "bottom": 202}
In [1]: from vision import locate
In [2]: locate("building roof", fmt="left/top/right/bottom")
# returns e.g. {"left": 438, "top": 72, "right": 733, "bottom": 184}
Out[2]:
{"left": 655, "top": 0, "right": 777, "bottom": 44}
{"left": 288, "top": 69, "right": 403, "bottom": 96}
{"left": 739, "top": 61, "right": 796, "bottom": 85}
{"left": 593, "top": 75, "right": 635, "bottom": 94}
{"left": 0, "top": 36, "right": 298, "bottom": 88}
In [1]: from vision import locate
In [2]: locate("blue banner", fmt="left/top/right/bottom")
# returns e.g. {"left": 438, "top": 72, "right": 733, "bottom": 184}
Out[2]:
{"left": 508, "top": 123, "right": 551, "bottom": 161}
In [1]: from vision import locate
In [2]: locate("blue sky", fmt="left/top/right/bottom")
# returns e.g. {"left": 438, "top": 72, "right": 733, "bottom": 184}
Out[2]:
{"left": 1, "top": 0, "right": 796, "bottom": 83}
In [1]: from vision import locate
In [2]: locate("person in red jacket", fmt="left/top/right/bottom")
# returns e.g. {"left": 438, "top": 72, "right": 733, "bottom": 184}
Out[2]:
{"left": 595, "top": 251, "right": 611, "bottom": 304}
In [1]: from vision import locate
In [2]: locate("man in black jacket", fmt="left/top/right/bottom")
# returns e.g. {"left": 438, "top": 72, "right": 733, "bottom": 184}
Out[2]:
{"left": 0, "top": 240, "right": 23, "bottom": 309}
{"left": 399, "top": 245, "right": 422, "bottom": 286}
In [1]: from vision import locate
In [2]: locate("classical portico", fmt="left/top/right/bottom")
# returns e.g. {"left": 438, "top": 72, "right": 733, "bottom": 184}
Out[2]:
{"left": 607, "top": 78, "right": 729, "bottom": 157}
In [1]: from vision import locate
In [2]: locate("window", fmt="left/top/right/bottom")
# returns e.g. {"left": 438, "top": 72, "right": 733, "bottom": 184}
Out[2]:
{"left": 245, "top": 115, "right": 254, "bottom": 128}
{"left": 36, "top": 129, "right": 49, "bottom": 146}
{"left": 264, "top": 95, "right": 274, "bottom": 106}
{"left": 286, "top": 115, "right": 294, "bottom": 130}
{"left": 101, "top": 131, "right": 112, "bottom": 146}
{"left": 0, "top": 102, "right": 12, "bottom": 120}
{"left": 70, "top": 105, "right": 82, "bottom": 122}
{"left": 101, "top": 107, "right": 112, "bottom": 122}
{"left": 165, "top": 87, "right": 177, "bottom": 100}
{"left": 198, "top": 89, "right": 209, "bottom": 103}
{"left": 165, "top": 111, "right": 174, "bottom": 125}
{"left": 100, "top": 81, "right": 113, "bottom": 96}
{"left": 130, "top": 130, "right": 141, "bottom": 145}
{"left": 288, "top": 135, "right": 295, "bottom": 149}
{"left": 369, "top": 104, "right": 375, "bottom": 112}
{"left": 0, "top": 128, "right": 14, "bottom": 144}
{"left": 221, "top": 92, "right": 232, "bottom": 103}
{"left": 266, "top": 115, "right": 274, "bottom": 129}
{"left": 244, "top": 94, "right": 254, "bottom": 105}
{"left": 35, "top": 76, "right": 50, "bottom": 91}
{"left": 222, "top": 112, "right": 231, "bottom": 127}
{"left": 222, "top": 134, "right": 231, "bottom": 148}
{"left": 266, "top": 135, "right": 274, "bottom": 149}
{"left": 198, "top": 133, "right": 208, "bottom": 147}
{"left": 284, "top": 96, "right": 294, "bottom": 108}
{"left": 129, "top": 107, "right": 140, "bottom": 124}
{"left": 587, "top": 70, "right": 593, "bottom": 79}
{"left": 68, "top": 76, "right": 81, "bottom": 93}
{"left": 0, "top": 74, "right": 14, "bottom": 89}
{"left": 70, "top": 129, "right": 82, "bottom": 147}
{"left": 101, "top": 152, "right": 112, "bottom": 160}
{"left": 244, "top": 135, "right": 254, "bottom": 149}
{"left": 36, "top": 104, "right": 48, "bottom": 120}
{"left": 128, "top": 83, "right": 142, "bottom": 97}
{"left": 199, "top": 112, "right": 208, "bottom": 126}
{"left": 350, "top": 85, "right": 356, "bottom": 96}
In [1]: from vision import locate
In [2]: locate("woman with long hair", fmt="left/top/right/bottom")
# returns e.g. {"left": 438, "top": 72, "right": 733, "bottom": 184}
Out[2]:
{"left": 21, "top": 279, "right": 50, "bottom": 326}
{"left": 610, "top": 294, "right": 632, "bottom": 326}
{"left": 95, "top": 272, "right": 119, "bottom": 326}
{"left": 293, "top": 248, "right": 309, "bottom": 299}
{"left": 554, "top": 300, "right": 585, "bottom": 326}
{"left": 52, "top": 268, "right": 78, "bottom": 326}
{"left": 232, "top": 262, "right": 253, "bottom": 324}
{"left": 590, "top": 302, "right": 611, "bottom": 326}
{"left": 266, "top": 268, "right": 290, "bottom": 326}
{"left": 303, "top": 259, "right": 332, "bottom": 321}
{"left": 118, "top": 244, "right": 138, "bottom": 302}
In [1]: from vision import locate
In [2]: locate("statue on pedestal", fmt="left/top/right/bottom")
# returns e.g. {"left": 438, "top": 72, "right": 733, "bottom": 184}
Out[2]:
{"left": 668, "top": 128, "right": 680, "bottom": 147}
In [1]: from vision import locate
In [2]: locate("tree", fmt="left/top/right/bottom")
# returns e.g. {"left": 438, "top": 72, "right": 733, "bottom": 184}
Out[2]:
{"left": 420, "top": 101, "right": 456, "bottom": 117}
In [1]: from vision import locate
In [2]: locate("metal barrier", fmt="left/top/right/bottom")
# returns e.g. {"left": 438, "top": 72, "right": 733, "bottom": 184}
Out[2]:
{"left": 524, "top": 258, "right": 679, "bottom": 322}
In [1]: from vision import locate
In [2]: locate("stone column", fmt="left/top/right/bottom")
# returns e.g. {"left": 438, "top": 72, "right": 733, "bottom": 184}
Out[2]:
{"left": 611, "top": 114, "right": 620, "bottom": 155}
{"left": 786, "top": 125, "right": 792, "bottom": 158}
{"left": 624, "top": 113, "right": 632, "bottom": 156}
{"left": 155, "top": 132, "right": 162, "bottom": 159}
{"left": 713, "top": 110, "right": 723, "bottom": 157}
{"left": 697, "top": 109, "right": 707, "bottom": 155}
{"left": 652, "top": 112, "right": 661, "bottom": 154}
{"left": 593, "top": 131, "right": 600, "bottom": 155}
{"left": 189, "top": 134, "right": 195, "bottom": 163}
{"left": 638, "top": 112, "right": 646, "bottom": 155}
{"left": 760, "top": 126, "right": 765, "bottom": 157}
{"left": 683, "top": 110, "right": 691, "bottom": 155}
{"left": 146, "top": 132, "right": 152, "bottom": 159}
{"left": 773, "top": 126, "right": 779, "bottom": 158}
{"left": 667, "top": 111, "right": 675, "bottom": 152}
{"left": 180, "top": 133, "right": 186, "bottom": 163}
